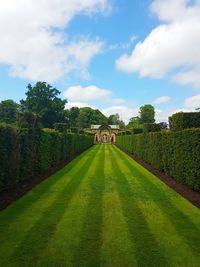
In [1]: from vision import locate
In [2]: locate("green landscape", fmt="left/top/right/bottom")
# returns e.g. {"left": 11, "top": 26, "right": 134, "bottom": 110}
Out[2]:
{"left": 0, "top": 79, "right": 200, "bottom": 267}
{"left": 0, "top": 145, "right": 199, "bottom": 267}
{"left": 1, "top": 1, "right": 200, "bottom": 266}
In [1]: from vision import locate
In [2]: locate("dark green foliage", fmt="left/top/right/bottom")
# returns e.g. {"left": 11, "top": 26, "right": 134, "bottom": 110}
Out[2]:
{"left": 107, "top": 113, "right": 125, "bottom": 128}
{"left": 20, "top": 82, "right": 67, "bottom": 128}
{"left": 132, "top": 128, "right": 143, "bottom": 134}
{"left": 0, "top": 100, "right": 19, "bottom": 124}
{"left": 54, "top": 123, "right": 68, "bottom": 133}
{"left": 143, "top": 123, "right": 161, "bottom": 133}
{"left": 0, "top": 124, "right": 19, "bottom": 189}
{"left": 139, "top": 104, "right": 155, "bottom": 123}
{"left": 159, "top": 122, "right": 168, "bottom": 130}
{"left": 126, "top": 116, "right": 143, "bottom": 129}
{"left": 169, "top": 112, "right": 200, "bottom": 131}
{"left": 18, "top": 111, "right": 41, "bottom": 129}
{"left": 125, "top": 130, "right": 132, "bottom": 135}
{"left": 65, "top": 107, "right": 125, "bottom": 129}
{"left": 67, "top": 107, "right": 80, "bottom": 128}
{"left": 70, "top": 127, "right": 79, "bottom": 133}
{"left": 77, "top": 107, "right": 107, "bottom": 128}
{"left": 116, "top": 129, "right": 200, "bottom": 191}
{"left": 0, "top": 124, "right": 93, "bottom": 191}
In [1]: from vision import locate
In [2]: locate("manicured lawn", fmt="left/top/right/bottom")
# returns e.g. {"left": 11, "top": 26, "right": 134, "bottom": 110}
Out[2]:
{"left": 0, "top": 145, "right": 200, "bottom": 266}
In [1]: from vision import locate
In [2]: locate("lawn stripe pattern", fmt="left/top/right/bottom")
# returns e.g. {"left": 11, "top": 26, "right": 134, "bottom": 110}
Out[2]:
{"left": 0, "top": 145, "right": 200, "bottom": 267}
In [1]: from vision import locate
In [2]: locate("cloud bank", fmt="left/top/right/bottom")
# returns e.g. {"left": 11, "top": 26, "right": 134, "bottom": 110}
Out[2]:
{"left": 0, "top": 0, "right": 109, "bottom": 82}
{"left": 116, "top": 0, "right": 200, "bottom": 88}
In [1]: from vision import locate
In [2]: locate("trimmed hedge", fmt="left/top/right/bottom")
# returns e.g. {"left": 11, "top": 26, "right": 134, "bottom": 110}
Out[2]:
{"left": 132, "top": 128, "right": 143, "bottom": 134}
{"left": 143, "top": 123, "right": 161, "bottom": 133}
{"left": 54, "top": 123, "right": 68, "bottom": 133}
{"left": 169, "top": 112, "right": 200, "bottom": 131}
{"left": 0, "top": 124, "right": 93, "bottom": 191}
{"left": 116, "top": 129, "right": 200, "bottom": 191}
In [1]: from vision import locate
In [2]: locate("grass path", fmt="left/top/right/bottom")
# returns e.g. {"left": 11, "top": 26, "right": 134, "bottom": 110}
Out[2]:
{"left": 0, "top": 145, "right": 200, "bottom": 266}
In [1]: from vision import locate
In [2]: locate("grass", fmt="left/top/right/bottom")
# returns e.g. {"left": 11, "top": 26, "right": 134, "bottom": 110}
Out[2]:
{"left": 0, "top": 144, "right": 200, "bottom": 267}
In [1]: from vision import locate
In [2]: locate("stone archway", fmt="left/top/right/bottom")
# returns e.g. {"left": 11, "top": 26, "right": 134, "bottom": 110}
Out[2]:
{"left": 101, "top": 133, "right": 109, "bottom": 143}
{"left": 110, "top": 134, "right": 116, "bottom": 143}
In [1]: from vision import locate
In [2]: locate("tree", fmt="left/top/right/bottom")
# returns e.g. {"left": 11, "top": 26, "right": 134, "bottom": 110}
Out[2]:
{"left": 108, "top": 113, "right": 125, "bottom": 128}
{"left": 20, "top": 82, "right": 67, "bottom": 128}
{"left": 159, "top": 122, "right": 168, "bottom": 130}
{"left": 126, "top": 116, "right": 142, "bottom": 129}
{"left": 108, "top": 114, "right": 120, "bottom": 124}
{"left": 139, "top": 104, "right": 155, "bottom": 123}
{"left": 0, "top": 99, "right": 19, "bottom": 124}
{"left": 77, "top": 107, "right": 107, "bottom": 129}
{"left": 67, "top": 107, "right": 80, "bottom": 128}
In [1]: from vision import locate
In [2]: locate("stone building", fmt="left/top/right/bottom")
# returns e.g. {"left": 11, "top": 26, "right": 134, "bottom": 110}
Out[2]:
{"left": 86, "top": 124, "right": 120, "bottom": 144}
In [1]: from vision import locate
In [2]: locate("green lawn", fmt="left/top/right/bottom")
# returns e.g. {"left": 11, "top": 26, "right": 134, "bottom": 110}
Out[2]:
{"left": 0, "top": 145, "right": 200, "bottom": 267}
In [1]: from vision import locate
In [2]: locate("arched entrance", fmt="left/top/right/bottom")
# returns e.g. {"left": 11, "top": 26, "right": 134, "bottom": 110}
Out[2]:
{"left": 90, "top": 124, "right": 119, "bottom": 144}
{"left": 110, "top": 134, "right": 116, "bottom": 143}
{"left": 102, "top": 133, "right": 109, "bottom": 143}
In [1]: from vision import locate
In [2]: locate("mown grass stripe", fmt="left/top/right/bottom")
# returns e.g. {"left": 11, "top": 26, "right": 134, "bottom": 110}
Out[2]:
{"left": 0, "top": 146, "right": 95, "bottom": 224}
{"left": 0, "top": 146, "right": 98, "bottom": 261}
{"left": 109, "top": 145, "right": 169, "bottom": 267}
{"left": 72, "top": 144, "right": 105, "bottom": 267}
{"left": 113, "top": 145, "right": 200, "bottom": 265}
{"left": 1, "top": 146, "right": 99, "bottom": 267}
{"left": 36, "top": 145, "right": 104, "bottom": 267}
{"left": 101, "top": 145, "right": 137, "bottom": 267}
{"left": 0, "top": 145, "right": 200, "bottom": 267}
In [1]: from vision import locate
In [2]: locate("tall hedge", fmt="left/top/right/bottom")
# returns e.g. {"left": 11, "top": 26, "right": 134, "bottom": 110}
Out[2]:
{"left": 169, "top": 112, "right": 200, "bottom": 131}
{"left": 116, "top": 129, "right": 200, "bottom": 192}
{"left": 0, "top": 124, "right": 93, "bottom": 191}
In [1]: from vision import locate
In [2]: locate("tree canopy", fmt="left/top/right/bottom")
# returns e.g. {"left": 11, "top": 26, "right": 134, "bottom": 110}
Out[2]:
{"left": 107, "top": 113, "right": 125, "bottom": 128}
{"left": 0, "top": 99, "right": 19, "bottom": 124}
{"left": 20, "top": 82, "right": 67, "bottom": 128}
{"left": 139, "top": 105, "right": 155, "bottom": 124}
{"left": 77, "top": 107, "right": 107, "bottom": 129}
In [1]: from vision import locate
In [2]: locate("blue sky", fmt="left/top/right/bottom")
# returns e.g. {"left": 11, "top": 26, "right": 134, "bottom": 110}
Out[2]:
{"left": 0, "top": 0, "right": 200, "bottom": 123}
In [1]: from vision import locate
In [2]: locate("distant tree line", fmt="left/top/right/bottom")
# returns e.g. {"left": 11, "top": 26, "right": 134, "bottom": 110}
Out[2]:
{"left": 126, "top": 104, "right": 168, "bottom": 131}
{"left": 0, "top": 81, "right": 172, "bottom": 130}
{"left": 0, "top": 82, "right": 126, "bottom": 130}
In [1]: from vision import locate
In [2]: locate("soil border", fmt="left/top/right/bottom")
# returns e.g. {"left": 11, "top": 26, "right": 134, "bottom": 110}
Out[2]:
{"left": 117, "top": 146, "right": 200, "bottom": 209}
{"left": 0, "top": 150, "right": 87, "bottom": 210}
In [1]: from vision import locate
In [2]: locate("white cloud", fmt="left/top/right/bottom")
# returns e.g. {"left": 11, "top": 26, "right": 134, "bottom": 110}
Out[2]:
{"left": 108, "top": 34, "right": 137, "bottom": 50}
{"left": 155, "top": 94, "right": 200, "bottom": 122}
{"left": 102, "top": 105, "right": 139, "bottom": 124}
{"left": 0, "top": 0, "right": 109, "bottom": 82}
{"left": 116, "top": 0, "right": 200, "bottom": 88}
{"left": 63, "top": 85, "right": 112, "bottom": 101}
{"left": 184, "top": 94, "right": 200, "bottom": 110}
{"left": 111, "top": 98, "right": 125, "bottom": 104}
{"left": 65, "top": 101, "right": 94, "bottom": 109}
{"left": 63, "top": 85, "right": 126, "bottom": 105}
{"left": 153, "top": 96, "right": 171, "bottom": 104}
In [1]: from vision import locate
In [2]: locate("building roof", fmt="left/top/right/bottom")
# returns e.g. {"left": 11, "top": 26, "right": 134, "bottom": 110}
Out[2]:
{"left": 91, "top": 124, "right": 119, "bottom": 129}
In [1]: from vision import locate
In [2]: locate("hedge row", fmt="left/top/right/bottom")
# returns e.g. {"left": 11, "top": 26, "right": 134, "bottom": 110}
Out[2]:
{"left": 0, "top": 124, "right": 93, "bottom": 191}
{"left": 116, "top": 129, "right": 200, "bottom": 191}
{"left": 169, "top": 112, "right": 200, "bottom": 131}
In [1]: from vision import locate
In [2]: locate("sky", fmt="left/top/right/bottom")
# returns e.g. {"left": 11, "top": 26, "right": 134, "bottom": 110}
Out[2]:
{"left": 0, "top": 0, "right": 200, "bottom": 124}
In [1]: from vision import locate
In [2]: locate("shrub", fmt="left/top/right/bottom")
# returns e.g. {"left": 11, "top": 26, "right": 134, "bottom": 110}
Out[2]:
{"left": 143, "top": 123, "right": 161, "bottom": 133}
{"left": 0, "top": 125, "right": 93, "bottom": 191}
{"left": 169, "top": 112, "right": 200, "bottom": 131}
{"left": 116, "top": 128, "right": 200, "bottom": 191}
{"left": 54, "top": 123, "right": 68, "bottom": 133}
{"left": 132, "top": 128, "right": 143, "bottom": 134}
{"left": 0, "top": 124, "right": 19, "bottom": 189}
